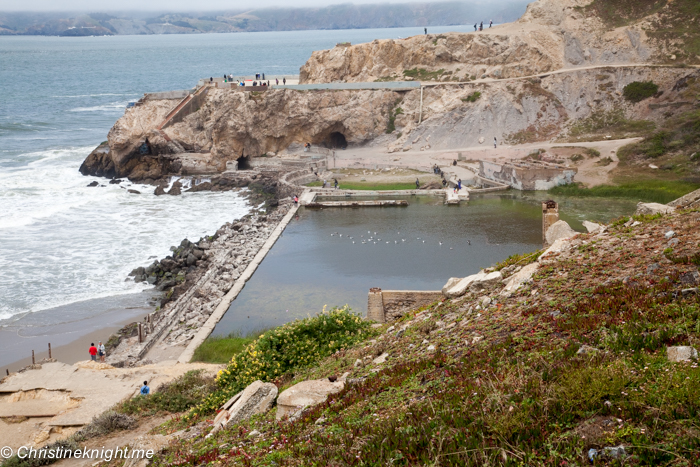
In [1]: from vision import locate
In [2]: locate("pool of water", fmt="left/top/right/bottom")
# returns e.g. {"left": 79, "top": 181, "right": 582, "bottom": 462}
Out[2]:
{"left": 211, "top": 193, "right": 637, "bottom": 337}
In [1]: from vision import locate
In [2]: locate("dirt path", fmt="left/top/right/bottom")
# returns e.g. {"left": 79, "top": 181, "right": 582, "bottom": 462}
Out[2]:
{"left": 332, "top": 138, "right": 640, "bottom": 187}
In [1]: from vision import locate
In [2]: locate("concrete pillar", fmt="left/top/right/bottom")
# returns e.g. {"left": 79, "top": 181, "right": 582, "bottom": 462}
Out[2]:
{"left": 367, "top": 288, "right": 385, "bottom": 323}
{"left": 542, "top": 200, "right": 559, "bottom": 247}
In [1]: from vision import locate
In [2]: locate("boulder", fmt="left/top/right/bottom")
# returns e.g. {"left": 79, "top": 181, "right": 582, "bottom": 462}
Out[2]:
{"left": 667, "top": 346, "right": 698, "bottom": 362}
{"left": 276, "top": 379, "right": 344, "bottom": 421}
{"left": 469, "top": 271, "right": 503, "bottom": 292}
{"left": 87, "top": 181, "right": 99, "bottom": 187}
{"left": 441, "top": 277, "right": 461, "bottom": 294}
{"left": 444, "top": 271, "right": 487, "bottom": 298}
{"left": 667, "top": 188, "right": 700, "bottom": 209}
{"left": 211, "top": 381, "right": 277, "bottom": 433}
{"left": 582, "top": 221, "right": 603, "bottom": 234}
{"left": 538, "top": 237, "right": 574, "bottom": 263}
{"left": 635, "top": 202, "right": 673, "bottom": 216}
{"left": 545, "top": 220, "right": 576, "bottom": 246}
{"left": 166, "top": 181, "right": 182, "bottom": 196}
{"left": 500, "top": 262, "right": 539, "bottom": 296}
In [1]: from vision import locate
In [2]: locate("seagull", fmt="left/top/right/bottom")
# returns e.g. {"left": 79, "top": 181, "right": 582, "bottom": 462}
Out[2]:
{"left": 422, "top": 240, "right": 425, "bottom": 243}
{"left": 402, "top": 239, "right": 406, "bottom": 242}
{"left": 339, "top": 234, "right": 342, "bottom": 237}
{"left": 352, "top": 241, "right": 355, "bottom": 244}
{"left": 349, "top": 236, "right": 353, "bottom": 239}
{"left": 394, "top": 240, "right": 398, "bottom": 244}
{"left": 374, "top": 232, "right": 377, "bottom": 235}
{"left": 386, "top": 241, "right": 390, "bottom": 244}
{"left": 368, "top": 231, "right": 371, "bottom": 234}
{"left": 467, "top": 240, "right": 471, "bottom": 245}
{"left": 450, "top": 247, "right": 453, "bottom": 250}
{"left": 439, "top": 242, "right": 443, "bottom": 246}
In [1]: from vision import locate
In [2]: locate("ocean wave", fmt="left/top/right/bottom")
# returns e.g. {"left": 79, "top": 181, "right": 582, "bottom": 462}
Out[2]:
{"left": 69, "top": 102, "right": 129, "bottom": 112}
{"left": 52, "top": 93, "right": 137, "bottom": 98}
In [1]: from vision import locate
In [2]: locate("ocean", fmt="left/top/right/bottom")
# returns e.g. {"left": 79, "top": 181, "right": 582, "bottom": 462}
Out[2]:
{"left": 0, "top": 25, "right": 476, "bottom": 366}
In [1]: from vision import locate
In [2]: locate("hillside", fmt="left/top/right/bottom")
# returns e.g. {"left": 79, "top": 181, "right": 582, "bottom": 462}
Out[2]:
{"left": 0, "top": 2, "right": 528, "bottom": 36}
{"left": 8, "top": 195, "right": 697, "bottom": 467}
{"left": 300, "top": 0, "right": 700, "bottom": 84}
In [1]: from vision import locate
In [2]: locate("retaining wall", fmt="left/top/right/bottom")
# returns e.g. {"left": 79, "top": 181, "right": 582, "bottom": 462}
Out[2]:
{"left": 367, "top": 289, "right": 444, "bottom": 323}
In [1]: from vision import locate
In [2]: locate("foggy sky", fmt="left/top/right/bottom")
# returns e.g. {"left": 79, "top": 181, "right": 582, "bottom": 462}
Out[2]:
{"left": 0, "top": 0, "right": 516, "bottom": 12}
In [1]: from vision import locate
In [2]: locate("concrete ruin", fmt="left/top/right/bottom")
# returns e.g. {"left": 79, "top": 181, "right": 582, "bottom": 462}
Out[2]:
{"left": 479, "top": 160, "right": 576, "bottom": 191}
{"left": 367, "top": 288, "right": 443, "bottom": 323}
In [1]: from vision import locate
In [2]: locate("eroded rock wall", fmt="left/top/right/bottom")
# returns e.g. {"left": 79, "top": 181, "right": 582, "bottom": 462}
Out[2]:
{"left": 299, "top": 0, "right": 655, "bottom": 84}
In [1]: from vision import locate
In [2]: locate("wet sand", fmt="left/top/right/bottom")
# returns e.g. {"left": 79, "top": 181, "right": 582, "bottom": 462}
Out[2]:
{"left": 1, "top": 291, "right": 155, "bottom": 372}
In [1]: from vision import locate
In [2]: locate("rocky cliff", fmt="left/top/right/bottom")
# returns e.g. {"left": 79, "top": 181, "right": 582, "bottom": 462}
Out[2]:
{"left": 80, "top": 89, "right": 400, "bottom": 181}
{"left": 299, "top": 0, "right": 680, "bottom": 84}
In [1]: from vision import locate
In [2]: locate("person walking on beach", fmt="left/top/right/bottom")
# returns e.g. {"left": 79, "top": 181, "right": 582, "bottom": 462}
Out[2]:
{"left": 490, "top": 20, "right": 493, "bottom": 28}
{"left": 334, "top": 178, "right": 339, "bottom": 190}
{"left": 494, "top": 137, "right": 497, "bottom": 149}
{"left": 98, "top": 341, "right": 106, "bottom": 362}
{"left": 140, "top": 381, "right": 150, "bottom": 395}
{"left": 89, "top": 343, "right": 97, "bottom": 361}
{"left": 474, "top": 23, "right": 477, "bottom": 31}
{"left": 480, "top": 22, "right": 483, "bottom": 31}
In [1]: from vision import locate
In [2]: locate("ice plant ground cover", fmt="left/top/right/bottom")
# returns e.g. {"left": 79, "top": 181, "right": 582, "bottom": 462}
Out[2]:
{"left": 109, "top": 208, "right": 700, "bottom": 466}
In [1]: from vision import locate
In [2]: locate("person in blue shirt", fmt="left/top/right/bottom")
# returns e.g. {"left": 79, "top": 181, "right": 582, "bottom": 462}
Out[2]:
{"left": 140, "top": 381, "right": 150, "bottom": 395}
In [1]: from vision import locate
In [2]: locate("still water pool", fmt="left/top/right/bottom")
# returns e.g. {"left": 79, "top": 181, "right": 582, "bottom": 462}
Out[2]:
{"left": 213, "top": 192, "right": 635, "bottom": 335}
{"left": 212, "top": 193, "right": 637, "bottom": 337}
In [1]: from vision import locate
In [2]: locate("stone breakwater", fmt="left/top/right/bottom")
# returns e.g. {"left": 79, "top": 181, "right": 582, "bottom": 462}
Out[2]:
{"left": 106, "top": 202, "right": 295, "bottom": 367}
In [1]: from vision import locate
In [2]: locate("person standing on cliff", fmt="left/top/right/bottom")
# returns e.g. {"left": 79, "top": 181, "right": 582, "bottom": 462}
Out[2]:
{"left": 98, "top": 341, "right": 106, "bottom": 362}
{"left": 283, "top": 77, "right": 286, "bottom": 85}
{"left": 480, "top": 22, "right": 483, "bottom": 31}
{"left": 474, "top": 23, "right": 477, "bottom": 31}
{"left": 415, "top": 178, "right": 420, "bottom": 189}
{"left": 490, "top": 20, "right": 493, "bottom": 28}
{"left": 140, "top": 381, "right": 150, "bottom": 395}
{"left": 424, "top": 27, "right": 427, "bottom": 35}
{"left": 334, "top": 178, "right": 339, "bottom": 190}
{"left": 494, "top": 137, "right": 498, "bottom": 149}
{"left": 276, "top": 78, "right": 279, "bottom": 85}
{"left": 89, "top": 343, "right": 97, "bottom": 361}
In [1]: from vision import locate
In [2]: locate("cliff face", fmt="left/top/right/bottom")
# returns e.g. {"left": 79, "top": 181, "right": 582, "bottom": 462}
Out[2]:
{"left": 299, "top": 0, "right": 657, "bottom": 84}
{"left": 80, "top": 89, "right": 400, "bottom": 181}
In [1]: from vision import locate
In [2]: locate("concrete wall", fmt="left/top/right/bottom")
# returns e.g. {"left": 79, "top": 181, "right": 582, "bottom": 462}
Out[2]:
{"left": 367, "top": 289, "right": 443, "bottom": 323}
{"left": 479, "top": 161, "right": 577, "bottom": 191}
{"left": 163, "top": 87, "right": 209, "bottom": 129}
{"left": 145, "top": 89, "right": 193, "bottom": 100}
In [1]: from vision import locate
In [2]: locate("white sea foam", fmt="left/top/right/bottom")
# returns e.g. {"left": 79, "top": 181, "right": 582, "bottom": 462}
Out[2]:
{"left": 0, "top": 146, "right": 251, "bottom": 322}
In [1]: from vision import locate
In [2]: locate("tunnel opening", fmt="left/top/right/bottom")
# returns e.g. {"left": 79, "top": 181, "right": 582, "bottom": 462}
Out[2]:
{"left": 327, "top": 132, "right": 348, "bottom": 149}
{"left": 237, "top": 154, "right": 252, "bottom": 170}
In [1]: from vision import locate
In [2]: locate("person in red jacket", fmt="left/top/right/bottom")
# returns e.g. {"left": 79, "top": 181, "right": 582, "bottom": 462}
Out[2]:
{"left": 89, "top": 343, "right": 97, "bottom": 361}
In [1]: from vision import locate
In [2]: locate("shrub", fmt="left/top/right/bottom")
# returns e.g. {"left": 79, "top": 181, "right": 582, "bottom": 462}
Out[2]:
{"left": 623, "top": 81, "right": 659, "bottom": 102}
{"left": 584, "top": 147, "right": 601, "bottom": 157}
{"left": 118, "top": 369, "right": 216, "bottom": 417}
{"left": 461, "top": 91, "right": 481, "bottom": 103}
{"left": 193, "top": 306, "right": 373, "bottom": 416}
{"left": 73, "top": 412, "right": 135, "bottom": 441}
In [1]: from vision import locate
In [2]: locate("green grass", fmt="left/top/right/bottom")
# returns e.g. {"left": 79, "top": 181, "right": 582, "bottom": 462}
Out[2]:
{"left": 548, "top": 180, "right": 700, "bottom": 203}
{"left": 307, "top": 181, "right": 418, "bottom": 190}
{"left": 191, "top": 331, "right": 262, "bottom": 364}
{"left": 117, "top": 370, "right": 217, "bottom": 417}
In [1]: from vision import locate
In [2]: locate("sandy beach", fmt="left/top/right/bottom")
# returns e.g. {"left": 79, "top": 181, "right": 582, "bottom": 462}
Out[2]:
{"left": 1, "top": 292, "right": 154, "bottom": 373}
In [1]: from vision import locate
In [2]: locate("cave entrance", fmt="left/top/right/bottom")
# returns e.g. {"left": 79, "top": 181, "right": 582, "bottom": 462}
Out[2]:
{"left": 237, "top": 155, "right": 251, "bottom": 170}
{"left": 328, "top": 132, "right": 348, "bottom": 149}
